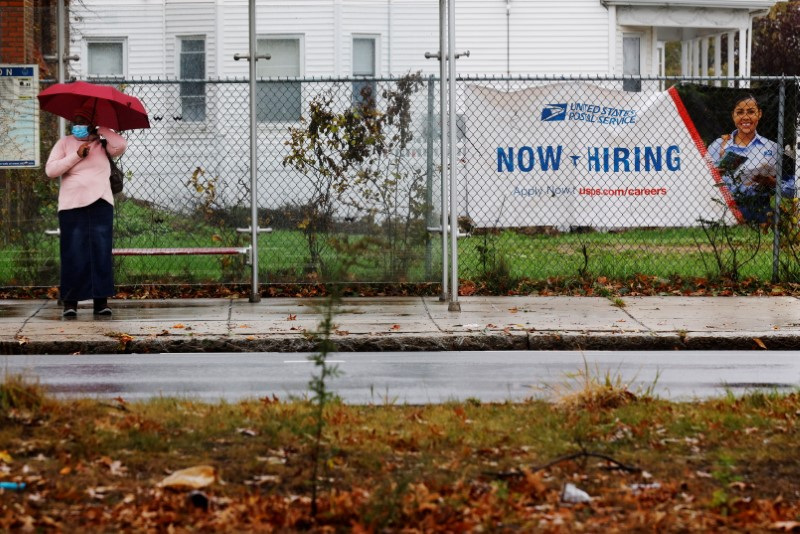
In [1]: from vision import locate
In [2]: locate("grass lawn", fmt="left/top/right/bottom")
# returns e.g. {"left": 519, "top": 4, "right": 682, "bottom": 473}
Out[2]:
{"left": 0, "top": 197, "right": 791, "bottom": 286}
{"left": 1, "top": 373, "right": 799, "bottom": 531}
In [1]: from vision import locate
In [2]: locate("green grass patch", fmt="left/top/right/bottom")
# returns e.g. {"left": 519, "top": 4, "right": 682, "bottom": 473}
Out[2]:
{"left": 0, "top": 198, "right": 791, "bottom": 286}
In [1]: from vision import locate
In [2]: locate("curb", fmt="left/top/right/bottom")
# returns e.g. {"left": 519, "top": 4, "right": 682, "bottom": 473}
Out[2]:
{"left": 3, "top": 332, "right": 795, "bottom": 355}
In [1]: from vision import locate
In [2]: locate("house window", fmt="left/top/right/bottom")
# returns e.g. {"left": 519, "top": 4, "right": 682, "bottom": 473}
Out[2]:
{"left": 352, "top": 37, "right": 377, "bottom": 106}
{"left": 179, "top": 37, "right": 206, "bottom": 122}
{"left": 623, "top": 34, "right": 641, "bottom": 92}
{"left": 256, "top": 37, "right": 301, "bottom": 122}
{"left": 87, "top": 40, "right": 125, "bottom": 78}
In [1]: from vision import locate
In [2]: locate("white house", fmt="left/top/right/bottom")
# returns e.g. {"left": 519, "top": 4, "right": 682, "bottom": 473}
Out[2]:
{"left": 68, "top": 0, "right": 779, "bottom": 82}
{"left": 63, "top": 0, "right": 784, "bottom": 222}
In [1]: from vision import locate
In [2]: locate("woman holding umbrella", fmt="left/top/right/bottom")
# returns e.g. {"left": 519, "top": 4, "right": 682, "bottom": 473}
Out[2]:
{"left": 44, "top": 100, "right": 127, "bottom": 317}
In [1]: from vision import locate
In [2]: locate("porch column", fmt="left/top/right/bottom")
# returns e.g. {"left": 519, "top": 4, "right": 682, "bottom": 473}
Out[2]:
{"left": 651, "top": 30, "right": 658, "bottom": 77}
{"left": 713, "top": 34, "right": 722, "bottom": 86}
{"left": 700, "top": 37, "right": 708, "bottom": 77}
{"left": 692, "top": 38, "right": 700, "bottom": 76}
{"left": 681, "top": 41, "right": 688, "bottom": 76}
{"left": 746, "top": 15, "right": 754, "bottom": 77}
{"left": 727, "top": 31, "right": 735, "bottom": 78}
{"left": 738, "top": 27, "right": 747, "bottom": 77}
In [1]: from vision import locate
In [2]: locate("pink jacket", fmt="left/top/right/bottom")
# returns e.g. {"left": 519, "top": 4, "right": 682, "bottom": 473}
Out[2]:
{"left": 45, "top": 126, "right": 127, "bottom": 212}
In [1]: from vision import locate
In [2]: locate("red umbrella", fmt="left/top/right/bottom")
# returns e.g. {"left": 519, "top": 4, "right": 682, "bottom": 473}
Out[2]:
{"left": 37, "top": 81, "right": 150, "bottom": 131}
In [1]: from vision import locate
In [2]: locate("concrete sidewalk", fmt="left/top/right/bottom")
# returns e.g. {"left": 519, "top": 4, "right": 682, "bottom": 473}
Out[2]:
{"left": 2, "top": 296, "right": 800, "bottom": 354}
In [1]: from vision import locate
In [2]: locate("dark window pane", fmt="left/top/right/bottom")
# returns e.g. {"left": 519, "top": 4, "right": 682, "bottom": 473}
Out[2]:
{"left": 180, "top": 39, "right": 206, "bottom": 122}
{"left": 181, "top": 40, "right": 205, "bottom": 53}
{"left": 257, "top": 81, "right": 301, "bottom": 122}
{"left": 352, "top": 79, "right": 377, "bottom": 107}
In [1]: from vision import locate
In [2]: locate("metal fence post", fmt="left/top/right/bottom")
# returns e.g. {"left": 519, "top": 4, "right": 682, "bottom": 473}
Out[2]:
{"left": 438, "top": 0, "right": 449, "bottom": 302}
{"left": 248, "top": 0, "right": 260, "bottom": 302}
{"left": 425, "top": 75, "right": 435, "bottom": 279}
{"left": 772, "top": 77, "right": 786, "bottom": 283}
{"left": 446, "top": 0, "right": 460, "bottom": 312}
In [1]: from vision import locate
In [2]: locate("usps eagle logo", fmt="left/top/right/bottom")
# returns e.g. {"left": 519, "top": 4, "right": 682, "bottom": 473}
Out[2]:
{"left": 541, "top": 104, "right": 567, "bottom": 122}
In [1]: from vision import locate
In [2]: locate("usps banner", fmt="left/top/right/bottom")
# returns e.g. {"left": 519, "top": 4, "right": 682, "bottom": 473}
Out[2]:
{"left": 462, "top": 82, "right": 732, "bottom": 228}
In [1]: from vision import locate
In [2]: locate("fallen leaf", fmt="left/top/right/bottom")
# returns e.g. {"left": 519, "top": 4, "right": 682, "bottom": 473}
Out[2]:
{"left": 753, "top": 338, "right": 767, "bottom": 349}
{"left": 390, "top": 324, "right": 401, "bottom": 330}
{"left": 86, "top": 486, "right": 117, "bottom": 500}
{"left": 244, "top": 474, "right": 280, "bottom": 486}
{"left": 172, "top": 323, "right": 186, "bottom": 329}
{"left": 0, "top": 451, "right": 12, "bottom": 463}
{"left": 158, "top": 465, "right": 217, "bottom": 490}
{"left": 98, "top": 456, "right": 127, "bottom": 476}
{"left": 287, "top": 314, "right": 297, "bottom": 321}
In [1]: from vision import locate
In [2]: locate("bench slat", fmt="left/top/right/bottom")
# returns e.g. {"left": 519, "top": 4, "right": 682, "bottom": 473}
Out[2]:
{"left": 112, "top": 247, "right": 248, "bottom": 256}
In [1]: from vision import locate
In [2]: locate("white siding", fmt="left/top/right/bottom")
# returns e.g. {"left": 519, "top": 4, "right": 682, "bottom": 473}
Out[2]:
{"left": 504, "top": 0, "right": 609, "bottom": 75}
{"left": 386, "top": 1, "right": 440, "bottom": 76}
{"left": 71, "top": 0, "right": 616, "bottom": 79}
{"left": 166, "top": 2, "right": 217, "bottom": 78}
{"left": 220, "top": 1, "right": 336, "bottom": 78}
{"left": 70, "top": 1, "right": 166, "bottom": 78}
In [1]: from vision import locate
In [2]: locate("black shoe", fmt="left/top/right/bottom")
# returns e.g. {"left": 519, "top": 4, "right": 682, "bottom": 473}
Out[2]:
{"left": 62, "top": 300, "right": 78, "bottom": 318}
{"left": 93, "top": 298, "right": 112, "bottom": 316}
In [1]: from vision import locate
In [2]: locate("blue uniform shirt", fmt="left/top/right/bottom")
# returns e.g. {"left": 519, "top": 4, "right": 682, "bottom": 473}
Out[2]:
{"left": 707, "top": 130, "right": 795, "bottom": 222}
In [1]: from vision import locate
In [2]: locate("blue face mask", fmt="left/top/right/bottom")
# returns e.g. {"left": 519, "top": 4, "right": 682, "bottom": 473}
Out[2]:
{"left": 72, "top": 125, "right": 90, "bottom": 139}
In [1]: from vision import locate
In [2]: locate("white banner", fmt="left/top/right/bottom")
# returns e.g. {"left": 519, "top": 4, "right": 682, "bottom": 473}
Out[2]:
{"left": 461, "top": 82, "right": 733, "bottom": 228}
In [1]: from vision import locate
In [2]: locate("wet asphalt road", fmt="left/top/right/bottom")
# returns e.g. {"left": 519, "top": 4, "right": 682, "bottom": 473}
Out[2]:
{"left": 3, "top": 350, "right": 799, "bottom": 403}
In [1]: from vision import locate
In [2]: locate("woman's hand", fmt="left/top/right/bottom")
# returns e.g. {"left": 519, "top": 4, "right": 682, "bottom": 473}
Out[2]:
{"left": 77, "top": 143, "right": 91, "bottom": 158}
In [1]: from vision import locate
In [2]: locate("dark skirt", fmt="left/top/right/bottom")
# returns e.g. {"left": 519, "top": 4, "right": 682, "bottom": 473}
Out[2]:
{"left": 58, "top": 199, "right": 114, "bottom": 301}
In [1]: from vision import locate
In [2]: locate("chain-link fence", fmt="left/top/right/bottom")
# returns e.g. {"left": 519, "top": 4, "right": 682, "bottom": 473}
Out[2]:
{"left": 457, "top": 76, "right": 799, "bottom": 285}
{"left": 1, "top": 75, "right": 798, "bottom": 290}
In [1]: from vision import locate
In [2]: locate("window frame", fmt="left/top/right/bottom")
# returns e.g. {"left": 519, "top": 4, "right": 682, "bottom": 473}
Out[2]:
{"left": 622, "top": 32, "right": 643, "bottom": 92}
{"left": 176, "top": 35, "right": 207, "bottom": 123}
{"left": 255, "top": 34, "right": 304, "bottom": 124}
{"left": 85, "top": 38, "right": 127, "bottom": 79}
{"left": 351, "top": 35, "right": 379, "bottom": 107}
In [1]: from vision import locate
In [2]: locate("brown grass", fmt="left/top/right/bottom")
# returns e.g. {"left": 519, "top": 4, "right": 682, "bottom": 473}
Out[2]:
{"left": 0, "top": 374, "right": 798, "bottom": 531}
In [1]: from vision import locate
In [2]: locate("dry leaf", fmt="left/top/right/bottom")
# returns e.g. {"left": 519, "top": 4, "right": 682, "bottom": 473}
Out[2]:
{"left": 390, "top": 324, "right": 401, "bottom": 330}
{"left": 752, "top": 338, "right": 767, "bottom": 349}
{"left": 158, "top": 465, "right": 217, "bottom": 490}
{"left": 172, "top": 323, "right": 186, "bottom": 329}
{"left": 287, "top": 314, "right": 297, "bottom": 321}
{"left": 772, "top": 522, "right": 800, "bottom": 532}
{"left": 0, "top": 451, "right": 12, "bottom": 463}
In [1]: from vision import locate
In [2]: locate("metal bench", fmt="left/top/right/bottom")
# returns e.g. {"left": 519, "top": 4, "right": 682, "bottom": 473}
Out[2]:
{"left": 44, "top": 227, "right": 272, "bottom": 265}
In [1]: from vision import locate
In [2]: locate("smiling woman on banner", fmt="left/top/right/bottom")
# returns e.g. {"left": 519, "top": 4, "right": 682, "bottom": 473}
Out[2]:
{"left": 706, "top": 94, "right": 794, "bottom": 223}
{"left": 45, "top": 100, "right": 127, "bottom": 317}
